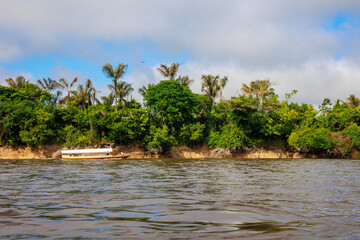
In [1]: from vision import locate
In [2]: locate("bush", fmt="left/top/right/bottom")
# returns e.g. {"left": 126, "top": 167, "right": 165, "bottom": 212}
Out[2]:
{"left": 288, "top": 126, "right": 334, "bottom": 150}
{"left": 109, "top": 122, "right": 128, "bottom": 144}
{"left": 145, "top": 125, "right": 176, "bottom": 152}
{"left": 19, "top": 108, "right": 55, "bottom": 146}
{"left": 343, "top": 123, "right": 360, "bottom": 149}
{"left": 330, "top": 132, "right": 354, "bottom": 155}
{"left": 179, "top": 122, "right": 206, "bottom": 145}
{"left": 207, "top": 123, "right": 249, "bottom": 150}
{"left": 62, "top": 125, "right": 91, "bottom": 147}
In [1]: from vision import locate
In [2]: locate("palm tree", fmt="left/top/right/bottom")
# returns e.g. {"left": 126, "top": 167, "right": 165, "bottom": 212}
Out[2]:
{"left": 57, "top": 77, "right": 79, "bottom": 105}
{"left": 101, "top": 92, "right": 115, "bottom": 107}
{"left": 108, "top": 81, "right": 133, "bottom": 106}
{"left": 119, "top": 81, "right": 133, "bottom": 105}
{"left": 219, "top": 76, "right": 228, "bottom": 100}
{"left": 36, "top": 78, "right": 58, "bottom": 92}
{"left": 157, "top": 63, "right": 180, "bottom": 79}
{"left": 176, "top": 75, "right": 194, "bottom": 87}
{"left": 201, "top": 74, "right": 227, "bottom": 109}
{"left": 346, "top": 94, "right": 360, "bottom": 109}
{"left": 5, "top": 76, "right": 28, "bottom": 89}
{"left": 52, "top": 91, "right": 62, "bottom": 107}
{"left": 138, "top": 83, "right": 155, "bottom": 98}
{"left": 241, "top": 80, "right": 277, "bottom": 111}
{"left": 241, "top": 79, "right": 274, "bottom": 102}
{"left": 102, "top": 63, "right": 128, "bottom": 109}
{"left": 90, "top": 88, "right": 100, "bottom": 106}
{"left": 257, "top": 80, "right": 274, "bottom": 102}
{"left": 71, "top": 79, "right": 96, "bottom": 109}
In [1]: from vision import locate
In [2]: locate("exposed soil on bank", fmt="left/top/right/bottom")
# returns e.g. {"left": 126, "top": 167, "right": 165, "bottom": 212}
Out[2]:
{"left": 1, "top": 144, "right": 351, "bottom": 160}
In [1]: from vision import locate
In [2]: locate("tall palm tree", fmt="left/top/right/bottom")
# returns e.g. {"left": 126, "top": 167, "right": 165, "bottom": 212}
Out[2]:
{"left": 138, "top": 83, "right": 155, "bottom": 98}
{"left": 57, "top": 77, "right": 79, "bottom": 105}
{"left": 52, "top": 91, "right": 62, "bottom": 107}
{"left": 108, "top": 81, "right": 133, "bottom": 106}
{"left": 37, "top": 77, "right": 63, "bottom": 107}
{"left": 37, "top": 78, "right": 58, "bottom": 92}
{"left": 157, "top": 63, "right": 180, "bottom": 79}
{"left": 101, "top": 92, "right": 115, "bottom": 107}
{"left": 241, "top": 80, "right": 277, "bottom": 111}
{"left": 90, "top": 88, "right": 100, "bottom": 106}
{"left": 71, "top": 79, "right": 96, "bottom": 109}
{"left": 5, "top": 76, "right": 28, "bottom": 89}
{"left": 102, "top": 63, "right": 128, "bottom": 109}
{"left": 176, "top": 75, "right": 194, "bottom": 87}
{"left": 201, "top": 74, "right": 227, "bottom": 110}
{"left": 241, "top": 79, "right": 273, "bottom": 102}
{"left": 118, "top": 81, "right": 134, "bottom": 105}
{"left": 219, "top": 76, "right": 228, "bottom": 100}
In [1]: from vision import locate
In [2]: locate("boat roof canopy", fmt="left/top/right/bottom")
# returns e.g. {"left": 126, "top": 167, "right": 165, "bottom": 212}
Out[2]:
{"left": 61, "top": 148, "right": 113, "bottom": 155}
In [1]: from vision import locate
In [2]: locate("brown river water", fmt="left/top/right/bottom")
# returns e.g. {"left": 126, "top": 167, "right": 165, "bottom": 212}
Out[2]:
{"left": 0, "top": 159, "right": 359, "bottom": 239}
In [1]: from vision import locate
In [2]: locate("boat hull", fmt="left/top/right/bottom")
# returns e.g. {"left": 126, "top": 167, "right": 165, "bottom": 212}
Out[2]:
{"left": 61, "top": 155, "right": 129, "bottom": 160}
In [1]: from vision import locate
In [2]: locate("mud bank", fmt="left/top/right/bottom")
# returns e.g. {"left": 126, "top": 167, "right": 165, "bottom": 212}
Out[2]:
{"left": 0, "top": 144, "right": 343, "bottom": 160}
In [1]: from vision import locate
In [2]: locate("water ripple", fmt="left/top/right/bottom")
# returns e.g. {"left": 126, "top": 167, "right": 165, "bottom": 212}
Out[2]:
{"left": 0, "top": 159, "right": 359, "bottom": 239}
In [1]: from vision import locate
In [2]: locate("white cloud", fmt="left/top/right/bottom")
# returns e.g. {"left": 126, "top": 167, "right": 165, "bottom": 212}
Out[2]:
{"left": 1, "top": 0, "right": 358, "bottom": 64}
{"left": 0, "top": 67, "right": 34, "bottom": 86}
{"left": 1, "top": 0, "right": 360, "bottom": 105}
{"left": 179, "top": 58, "right": 360, "bottom": 105}
{"left": 0, "top": 41, "right": 21, "bottom": 62}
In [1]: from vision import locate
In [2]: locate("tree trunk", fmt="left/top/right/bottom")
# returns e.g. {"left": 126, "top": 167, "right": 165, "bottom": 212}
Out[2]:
{"left": 0, "top": 121, "right": 6, "bottom": 144}
{"left": 114, "top": 80, "right": 118, "bottom": 111}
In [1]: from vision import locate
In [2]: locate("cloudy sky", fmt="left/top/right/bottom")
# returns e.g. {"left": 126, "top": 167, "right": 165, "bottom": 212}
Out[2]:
{"left": 0, "top": 0, "right": 360, "bottom": 105}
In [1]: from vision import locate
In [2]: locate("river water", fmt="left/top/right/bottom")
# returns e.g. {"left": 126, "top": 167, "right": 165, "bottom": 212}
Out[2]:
{"left": 0, "top": 159, "right": 359, "bottom": 239}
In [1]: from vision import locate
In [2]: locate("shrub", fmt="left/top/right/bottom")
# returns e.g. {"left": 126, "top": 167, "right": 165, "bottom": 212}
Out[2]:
{"left": 179, "top": 122, "right": 206, "bottom": 145}
{"left": 62, "top": 125, "right": 91, "bottom": 147}
{"left": 207, "top": 123, "right": 249, "bottom": 150}
{"left": 145, "top": 125, "right": 176, "bottom": 152}
{"left": 343, "top": 123, "right": 360, "bottom": 149}
{"left": 109, "top": 122, "right": 128, "bottom": 144}
{"left": 288, "top": 126, "right": 334, "bottom": 150}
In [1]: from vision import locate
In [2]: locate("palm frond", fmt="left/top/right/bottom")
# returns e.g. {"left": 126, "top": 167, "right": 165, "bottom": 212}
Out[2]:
{"left": 102, "top": 63, "right": 115, "bottom": 79}
{"left": 70, "top": 77, "right": 78, "bottom": 88}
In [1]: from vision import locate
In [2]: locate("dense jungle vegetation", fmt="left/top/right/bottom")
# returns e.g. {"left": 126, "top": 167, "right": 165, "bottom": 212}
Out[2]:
{"left": 1, "top": 62, "right": 360, "bottom": 157}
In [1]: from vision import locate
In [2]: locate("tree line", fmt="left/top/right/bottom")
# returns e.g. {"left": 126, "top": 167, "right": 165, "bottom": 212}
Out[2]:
{"left": 1, "top": 62, "right": 360, "bottom": 157}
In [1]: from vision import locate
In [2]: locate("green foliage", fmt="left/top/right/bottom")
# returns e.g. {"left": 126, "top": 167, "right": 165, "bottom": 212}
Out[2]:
{"left": 107, "top": 108, "right": 150, "bottom": 144}
{"left": 331, "top": 133, "right": 354, "bottom": 155}
{"left": 0, "top": 99, "right": 35, "bottom": 145}
{"left": 288, "top": 126, "right": 334, "bottom": 150}
{"left": 2, "top": 75, "right": 360, "bottom": 158}
{"left": 317, "top": 100, "right": 360, "bottom": 132}
{"left": 0, "top": 85, "right": 54, "bottom": 145}
{"left": 62, "top": 125, "right": 91, "bottom": 147}
{"left": 145, "top": 125, "right": 176, "bottom": 152}
{"left": 207, "top": 123, "right": 249, "bottom": 150}
{"left": 109, "top": 122, "right": 128, "bottom": 144}
{"left": 179, "top": 122, "right": 206, "bottom": 145}
{"left": 19, "top": 108, "right": 55, "bottom": 146}
{"left": 258, "top": 101, "right": 306, "bottom": 139}
{"left": 343, "top": 123, "right": 360, "bottom": 149}
{"left": 144, "top": 80, "right": 201, "bottom": 133}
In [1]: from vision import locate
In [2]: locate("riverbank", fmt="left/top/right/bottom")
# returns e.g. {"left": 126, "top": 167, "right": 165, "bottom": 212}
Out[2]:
{"left": 1, "top": 144, "right": 357, "bottom": 159}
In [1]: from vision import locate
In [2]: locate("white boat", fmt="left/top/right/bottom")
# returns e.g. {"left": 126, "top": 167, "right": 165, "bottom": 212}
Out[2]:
{"left": 61, "top": 148, "right": 129, "bottom": 159}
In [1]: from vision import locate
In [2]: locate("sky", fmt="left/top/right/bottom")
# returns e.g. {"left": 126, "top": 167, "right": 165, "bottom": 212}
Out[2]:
{"left": 0, "top": 0, "right": 360, "bottom": 105}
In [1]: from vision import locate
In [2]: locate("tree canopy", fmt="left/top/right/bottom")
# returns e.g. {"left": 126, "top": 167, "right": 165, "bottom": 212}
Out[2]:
{"left": 1, "top": 66, "right": 360, "bottom": 157}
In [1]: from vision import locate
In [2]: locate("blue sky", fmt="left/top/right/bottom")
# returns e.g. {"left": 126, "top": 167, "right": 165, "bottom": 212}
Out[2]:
{"left": 0, "top": 0, "right": 360, "bottom": 104}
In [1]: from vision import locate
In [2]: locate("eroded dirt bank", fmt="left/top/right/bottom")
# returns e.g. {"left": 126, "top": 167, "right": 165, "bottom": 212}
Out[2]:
{"left": 0, "top": 144, "right": 331, "bottom": 160}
